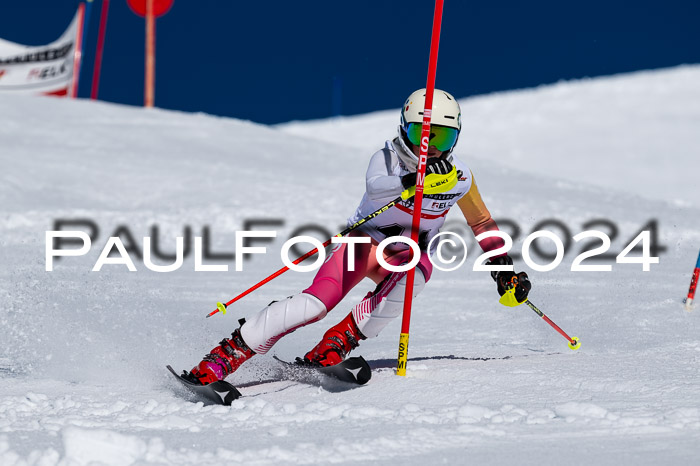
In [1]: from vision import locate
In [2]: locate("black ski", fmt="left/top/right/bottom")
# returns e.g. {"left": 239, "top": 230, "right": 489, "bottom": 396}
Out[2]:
{"left": 166, "top": 365, "right": 241, "bottom": 406}
{"left": 274, "top": 356, "right": 372, "bottom": 385}
{"left": 167, "top": 356, "right": 370, "bottom": 405}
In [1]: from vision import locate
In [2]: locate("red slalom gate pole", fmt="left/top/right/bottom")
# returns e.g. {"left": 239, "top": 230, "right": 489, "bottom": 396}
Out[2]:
{"left": 91, "top": 0, "right": 110, "bottom": 100}
{"left": 145, "top": 0, "right": 156, "bottom": 107}
{"left": 685, "top": 249, "right": 700, "bottom": 311}
{"left": 70, "top": 3, "right": 86, "bottom": 98}
{"left": 396, "top": 0, "right": 444, "bottom": 376}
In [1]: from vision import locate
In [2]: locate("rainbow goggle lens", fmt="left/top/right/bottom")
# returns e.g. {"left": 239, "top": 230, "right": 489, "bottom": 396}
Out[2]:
{"left": 405, "top": 122, "right": 459, "bottom": 152}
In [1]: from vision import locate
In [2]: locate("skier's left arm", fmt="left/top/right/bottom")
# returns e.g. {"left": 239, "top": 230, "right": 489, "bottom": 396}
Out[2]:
{"left": 456, "top": 172, "right": 531, "bottom": 304}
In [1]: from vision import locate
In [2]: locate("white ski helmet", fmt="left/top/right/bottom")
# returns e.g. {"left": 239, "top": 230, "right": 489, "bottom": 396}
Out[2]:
{"left": 396, "top": 88, "right": 461, "bottom": 170}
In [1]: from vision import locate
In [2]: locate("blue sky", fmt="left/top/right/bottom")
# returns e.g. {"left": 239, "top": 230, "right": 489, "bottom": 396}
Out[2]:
{"left": 1, "top": 1, "right": 698, "bottom": 124}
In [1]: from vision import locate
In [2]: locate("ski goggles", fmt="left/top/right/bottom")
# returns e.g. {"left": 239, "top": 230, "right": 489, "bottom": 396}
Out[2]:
{"left": 405, "top": 122, "right": 459, "bottom": 152}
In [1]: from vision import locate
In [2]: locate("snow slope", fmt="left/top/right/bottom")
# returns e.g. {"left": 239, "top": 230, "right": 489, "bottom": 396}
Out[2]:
{"left": 280, "top": 65, "right": 700, "bottom": 208}
{"left": 1, "top": 66, "right": 700, "bottom": 465}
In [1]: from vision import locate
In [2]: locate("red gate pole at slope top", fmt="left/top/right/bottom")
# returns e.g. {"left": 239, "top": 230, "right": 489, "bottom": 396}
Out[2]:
{"left": 145, "top": 0, "right": 155, "bottom": 107}
{"left": 91, "top": 0, "right": 111, "bottom": 100}
{"left": 396, "top": 0, "right": 444, "bottom": 376}
{"left": 70, "top": 3, "right": 87, "bottom": 98}
{"left": 126, "top": 0, "right": 173, "bottom": 107}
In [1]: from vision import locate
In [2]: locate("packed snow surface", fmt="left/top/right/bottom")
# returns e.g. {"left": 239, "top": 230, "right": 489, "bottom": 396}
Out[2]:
{"left": 2, "top": 65, "right": 700, "bottom": 465}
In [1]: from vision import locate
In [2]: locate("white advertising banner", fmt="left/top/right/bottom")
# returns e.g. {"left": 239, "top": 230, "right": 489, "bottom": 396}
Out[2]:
{"left": 0, "top": 9, "right": 81, "bottom": 96}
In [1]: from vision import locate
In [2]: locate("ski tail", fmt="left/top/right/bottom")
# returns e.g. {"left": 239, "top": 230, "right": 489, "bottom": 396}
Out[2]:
{"left": 317, "top": 356, "right": 371, "bottom": 385}
{"left": 277, "top": 356, "right": 372, "bottom": 385}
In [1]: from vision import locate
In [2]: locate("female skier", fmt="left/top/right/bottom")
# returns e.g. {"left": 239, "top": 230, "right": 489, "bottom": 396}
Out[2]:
{"left": 185, "top": 88, "right": 531, "bottom": 385}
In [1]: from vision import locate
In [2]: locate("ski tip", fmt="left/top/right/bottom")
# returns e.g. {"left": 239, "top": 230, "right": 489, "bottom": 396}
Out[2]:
{"left": 167, "top": 364, "right": 242, "bottom": 406}
{"left": 208, "top": 381, "right": 242, "bottom": 405}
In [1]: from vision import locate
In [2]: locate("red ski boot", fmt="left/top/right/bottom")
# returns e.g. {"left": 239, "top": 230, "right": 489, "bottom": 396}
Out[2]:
{"left": 186, "top": 329, "right": 255, "bottom": 385}
{"left": 303, "top": 312, "right": 365, "bottom": 367}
